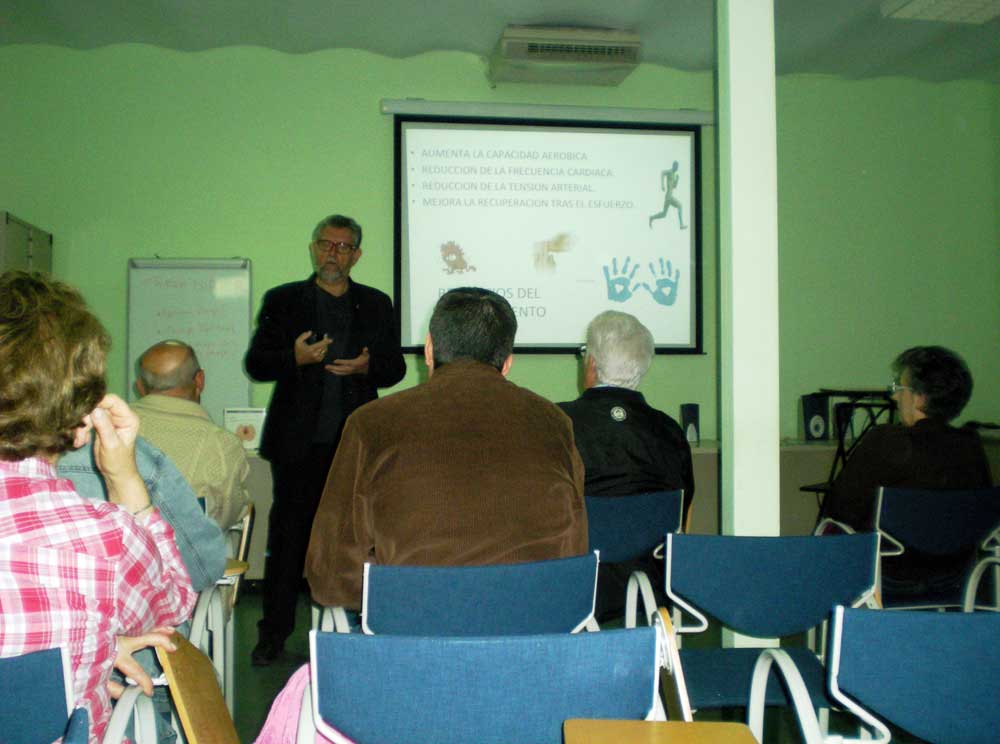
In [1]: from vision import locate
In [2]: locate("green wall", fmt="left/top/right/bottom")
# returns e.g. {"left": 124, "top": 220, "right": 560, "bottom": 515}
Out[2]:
{"left": 1, "top": 45, "right": 997, "bottom": 439}
{"left": 776, "top": 75, "right": 1000, "bottom": 436}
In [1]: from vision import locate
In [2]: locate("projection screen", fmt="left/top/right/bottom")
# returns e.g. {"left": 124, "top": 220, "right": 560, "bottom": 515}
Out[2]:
{"left": 395, "top": 115, "right": 702, "bottom": 353}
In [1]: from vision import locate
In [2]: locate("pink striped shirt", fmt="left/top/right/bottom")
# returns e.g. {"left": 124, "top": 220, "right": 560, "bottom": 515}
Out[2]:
{"left": 0, "top": 457, "right": 196, "bottom": 743}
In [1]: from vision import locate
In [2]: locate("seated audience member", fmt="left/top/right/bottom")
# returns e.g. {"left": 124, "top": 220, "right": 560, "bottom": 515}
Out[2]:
{"left": 305, "top": 286, "right": 587, "bottom": 610}
{"left": 0, "top": 271, "right": 196, "bottom": 743}
{"left": 134, "top": 339, "right": 252, "bottom": 531}
{"left": 559, "top": 310, "right": 693, "bottom": 620}
{"left": 823, "top": 345, "right": 993, "bottom": 598}
{"left": 59, "top": 436, "right": 227, "bottom": 744}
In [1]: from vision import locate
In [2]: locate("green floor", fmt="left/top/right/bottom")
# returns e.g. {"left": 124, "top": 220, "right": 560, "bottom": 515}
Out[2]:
{"left": 233, "top": 587, "right": 313, "bottom": 743}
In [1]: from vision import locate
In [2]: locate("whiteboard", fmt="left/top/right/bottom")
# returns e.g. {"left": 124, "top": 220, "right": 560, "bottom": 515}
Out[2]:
{"left": 127, "top": 258, "right": 251, "bottom": 425}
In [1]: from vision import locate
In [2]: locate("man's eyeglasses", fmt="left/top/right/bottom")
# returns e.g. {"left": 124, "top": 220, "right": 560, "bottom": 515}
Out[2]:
{"left": 888, "top": 380, "right": 913, "bottom": 395}
{"left": 314, "top": 239, "right": 357, "bottom": 255}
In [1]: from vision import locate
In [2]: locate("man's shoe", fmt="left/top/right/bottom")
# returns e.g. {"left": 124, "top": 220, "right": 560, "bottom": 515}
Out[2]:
{"left": 251, "top": 638, "right": 283, "bottom": 666}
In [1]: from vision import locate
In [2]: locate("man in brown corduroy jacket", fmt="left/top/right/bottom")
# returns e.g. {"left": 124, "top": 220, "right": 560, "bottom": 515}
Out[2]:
{"left": 306, "top": 287, "right": 588, "bottom": 610}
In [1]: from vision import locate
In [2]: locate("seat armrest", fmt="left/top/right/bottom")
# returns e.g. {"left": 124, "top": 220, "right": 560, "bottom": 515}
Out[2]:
{"left": 653, "top": 608, "right": 692, "bottom": 722}
{"left": 813, "top": 518, "right": 855, "bottom": 536}
{"left": 102, "top": 684, "right": 157, "bottom": 744}
{"left": 331, "top": 607, "right": 352, "bottom": 633}
{"left": 748, "top": 649, "right": 823, "bottom": 743}
{"left": 963, "top": 556, "right": 1000, "bottom": 612}
{"left": 312, "top": 605, "right": 354, "bottom": 633}
{"left": 625, "top": 570, "right": 657, "bottom": 628}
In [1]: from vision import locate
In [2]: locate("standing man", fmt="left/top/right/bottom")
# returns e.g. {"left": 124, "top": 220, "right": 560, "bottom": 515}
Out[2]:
{"left": 245, "top": 214, "right": 405, "bottom": 664}
{"left": 306, "top": 287, "right": 586, "bottom": 611}
{"left": 559, "top": 310, "right": 693, "bottom": 621}
{"left": 133, "top": 339, "right": 251, "bottom": 532}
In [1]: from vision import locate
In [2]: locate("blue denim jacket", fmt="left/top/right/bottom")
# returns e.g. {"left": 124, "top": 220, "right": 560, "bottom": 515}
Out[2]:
{"left": 58, "top": 436, "right": 227, "bottom": 591}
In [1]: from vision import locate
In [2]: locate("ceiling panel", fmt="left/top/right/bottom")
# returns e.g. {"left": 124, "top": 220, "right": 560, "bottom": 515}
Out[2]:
{"left": 0, "top": 0, "right": 997, "bottom": 83}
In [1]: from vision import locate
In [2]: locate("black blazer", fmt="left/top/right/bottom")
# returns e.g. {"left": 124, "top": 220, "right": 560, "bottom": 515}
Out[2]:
{"left": 558, "top": 386, "right": 694, "bottom": 519}
{"left": 244, "top": 276, "right": 406, "bottom": 463}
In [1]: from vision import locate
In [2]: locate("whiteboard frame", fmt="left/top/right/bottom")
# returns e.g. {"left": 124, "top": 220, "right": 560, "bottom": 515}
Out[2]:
{"left": 126, "top": 258, "right": 252, "bottom": 424}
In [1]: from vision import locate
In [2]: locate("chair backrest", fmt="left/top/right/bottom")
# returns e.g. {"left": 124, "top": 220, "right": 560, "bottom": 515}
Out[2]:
{"left": 585, "top": 490, "right": 683, "bottom": 563}
{"left": 875, "top": 486, "right": 1000, "bottom": 555}
{"left": 309, "top": 625, "right": 660, "bottom": 744}
{"left": 156, "top": 631, "right": 239, "bottom": 744}
{"left": 0, "top": 646, "right": 78, "bottom": 744}
{"left": 829, "top": 605, "right": 1000, "bottom": 744}
{"left": 227, "top": 503, "right": 254, "bottom": 607}
{"left": 360, "top": 552, "right": 599, "bottom": 635}
{"left": 665, "top": 532, "right": 878, "bottom": 637}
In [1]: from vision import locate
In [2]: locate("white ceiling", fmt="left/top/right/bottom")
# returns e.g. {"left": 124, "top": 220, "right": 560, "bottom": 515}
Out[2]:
{"left": 1, "top": 0, "right": 999, "bottom": 84}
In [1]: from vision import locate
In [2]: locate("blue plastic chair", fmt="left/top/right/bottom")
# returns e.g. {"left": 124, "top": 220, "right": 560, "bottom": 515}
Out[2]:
{"left": 359, "top": 552, "right": 600, "bottom": 635}
{"left": 749, "top": 605, "right": 1000, "bottom": 744}
{"left": 0, "top": 646, "right": 88, "bottom": 744}
{"left": 584, "top": 490, "right": 683, "bottom": 626}
{"left": 585, "top": 491, "right": 683, "bottom": 564}
{"left": 663, "top": 532, "right": 879, "bottom": 714}
{"left": 314, "top": 554, "right": 600, "bottom": 634}
{"left": 874, "top": 485, "right": 1000, "bottom": 609}
{"left": 300, "top": 625, "right": 662, "bottom": 744}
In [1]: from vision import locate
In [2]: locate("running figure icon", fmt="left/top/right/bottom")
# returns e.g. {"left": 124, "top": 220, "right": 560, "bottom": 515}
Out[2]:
{"left": 648, "top": 161, "right": 687, "bottom": 230}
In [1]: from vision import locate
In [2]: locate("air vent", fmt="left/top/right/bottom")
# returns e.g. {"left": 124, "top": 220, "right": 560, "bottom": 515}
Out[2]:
{"left": 489, "top": 26, "right": 641, "bottom": 86}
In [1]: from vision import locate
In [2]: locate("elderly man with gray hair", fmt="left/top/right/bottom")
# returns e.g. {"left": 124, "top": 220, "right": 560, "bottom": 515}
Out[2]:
{"left": 559, "top": 310, "right": 693, "bottom": 621}
{"left": 134, "top": 339, "right": 251, "bottom": 531}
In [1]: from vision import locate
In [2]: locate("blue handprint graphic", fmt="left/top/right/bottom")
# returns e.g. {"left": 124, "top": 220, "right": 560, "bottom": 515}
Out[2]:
{"left": 603, "top": 256, "right": 641, "bottom": 303}
{"left": 641, "top": 258, "right": 681, "bottom": 306}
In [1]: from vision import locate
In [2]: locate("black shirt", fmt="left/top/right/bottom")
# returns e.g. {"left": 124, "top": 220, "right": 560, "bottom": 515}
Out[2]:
{"left": 312, "top": 288, "right": 353, "bottom": 444}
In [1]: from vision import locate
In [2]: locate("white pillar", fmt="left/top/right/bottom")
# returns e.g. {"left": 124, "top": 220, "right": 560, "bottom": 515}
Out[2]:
{"left": 716, "top": 0, "right": 781, "bottom": 539}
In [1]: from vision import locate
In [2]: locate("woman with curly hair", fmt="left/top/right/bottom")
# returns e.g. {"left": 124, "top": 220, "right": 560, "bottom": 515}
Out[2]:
{"left": 823, "top": 345, "right": 993, "bottom": 600}
{"left": 0, "top": 270, "right": 196, "bottom": 743}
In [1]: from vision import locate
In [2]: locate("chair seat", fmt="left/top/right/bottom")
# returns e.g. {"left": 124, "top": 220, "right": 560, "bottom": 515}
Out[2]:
{"left": 680, "top": 646, "right": 827, "bottom": 709}
{"left": 881, "top": 587, "right": 962, "bottom": 610}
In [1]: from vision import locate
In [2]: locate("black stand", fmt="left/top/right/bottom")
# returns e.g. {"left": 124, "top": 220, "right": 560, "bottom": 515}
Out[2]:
{"left": 801, "top": 388, "right": 896, "bottom": 503}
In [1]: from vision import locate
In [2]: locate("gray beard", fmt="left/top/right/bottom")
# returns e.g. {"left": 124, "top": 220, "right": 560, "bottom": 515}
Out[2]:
{"left": 317, "top": 264, "right": 343, "bottom": 284}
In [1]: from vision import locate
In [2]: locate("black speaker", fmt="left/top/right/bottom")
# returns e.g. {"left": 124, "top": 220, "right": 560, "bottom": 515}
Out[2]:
{"left": 679, "top": 403, "right": 700, "bottom": 445}
{"left": 801, "top": 393, "right": 830, "bottom": 441}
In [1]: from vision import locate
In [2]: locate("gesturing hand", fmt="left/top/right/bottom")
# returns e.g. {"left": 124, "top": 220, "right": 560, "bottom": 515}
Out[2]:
{"left": 294, "top": 331, "right": 332, "bottom": 366}
{"left": 327, "top": 347, "right": 370, "bottom": 377}
{"left": 641, "top": 258, "right": 681, "bottom": 307}
{"left": 603, "top": 257, "right": 641, "bottom": 303}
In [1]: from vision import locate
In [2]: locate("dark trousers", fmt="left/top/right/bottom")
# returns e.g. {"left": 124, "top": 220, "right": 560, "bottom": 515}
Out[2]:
{"left": 258, "top": 443, "right": 337, "bottom": 643}
{"left": 595, "top": 553, "right": 668, "bottom": 623}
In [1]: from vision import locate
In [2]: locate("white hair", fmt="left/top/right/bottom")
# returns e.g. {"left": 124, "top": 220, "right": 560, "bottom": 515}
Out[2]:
{"left": 586, "top": 311, "right": 654, "bottom": 390}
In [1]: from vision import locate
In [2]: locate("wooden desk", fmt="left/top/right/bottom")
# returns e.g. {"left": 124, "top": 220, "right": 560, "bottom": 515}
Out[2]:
{"left": 564, "top": 719, "right": 757, "bottom": 743}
